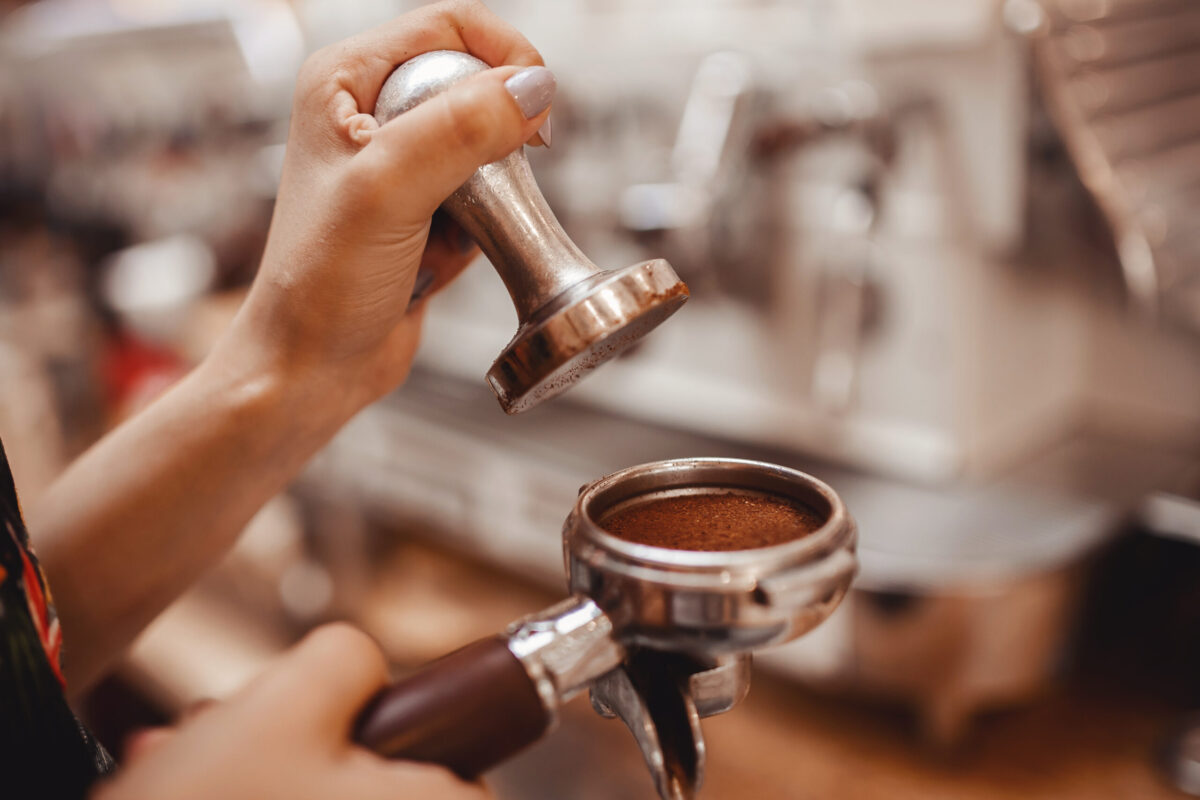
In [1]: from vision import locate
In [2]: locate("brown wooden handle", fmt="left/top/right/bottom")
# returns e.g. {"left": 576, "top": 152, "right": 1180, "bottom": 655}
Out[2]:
{"left": 355, "top": 636, "right": 551, "bottom": 778}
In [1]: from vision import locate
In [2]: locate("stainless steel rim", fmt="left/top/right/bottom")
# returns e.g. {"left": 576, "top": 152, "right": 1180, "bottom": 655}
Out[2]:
{"left": 569, "top": 457, "right": 855, "bottom": 573}
{"left": 486, "top": 259, "right": 688, "bottom": 414}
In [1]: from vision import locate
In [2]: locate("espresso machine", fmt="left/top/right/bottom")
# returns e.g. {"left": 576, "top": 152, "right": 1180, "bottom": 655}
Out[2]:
{"left": 301, "top": 0, "right": 1200, "bottom": 749}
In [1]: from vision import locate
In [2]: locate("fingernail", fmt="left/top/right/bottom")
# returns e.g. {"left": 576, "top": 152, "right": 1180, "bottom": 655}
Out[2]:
{"left": 408, "top": 267, "right": 435, "bottom": 307}
{"left": 537, "top": 114, "right": 553, "bottom": 148}
{"left": 505, "top": 66, "right": 556, "bottom": 119}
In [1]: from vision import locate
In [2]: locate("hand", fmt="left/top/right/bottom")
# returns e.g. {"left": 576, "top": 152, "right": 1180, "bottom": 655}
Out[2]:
{"left": 31, "top": 0, "right": 554, "bottom": 696}
{"left": 91, "top": 624, "right": 489, "bottom": 800}
{"left": 225, "top": 0, "right": 553, "bottom": 414}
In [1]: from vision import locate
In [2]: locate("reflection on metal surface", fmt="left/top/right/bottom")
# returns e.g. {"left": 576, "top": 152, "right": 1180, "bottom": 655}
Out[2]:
{"left": 590, "top": 663, "right": 704, "bottom": 800}
{"left": 505, "top": 595, "right": 625, "bottom": 722}
{"left": 1140, "top": 492, "right": 1200, "bottom": 546}
{"left": 1164, "top": 713, "right": 1200, "bottom": 796}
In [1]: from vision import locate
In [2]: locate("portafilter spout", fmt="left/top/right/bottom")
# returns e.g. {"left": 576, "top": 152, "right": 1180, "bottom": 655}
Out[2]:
{"left": 355, "top": 458, "right": 857, "bottom": 799}
{"left": 374, "top": 51, "right": 689, "bottom": 413}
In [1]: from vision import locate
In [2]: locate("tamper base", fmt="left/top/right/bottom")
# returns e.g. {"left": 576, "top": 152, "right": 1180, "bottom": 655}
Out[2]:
{"left": 486, "top": 259, "right": 688, "bottom": 414}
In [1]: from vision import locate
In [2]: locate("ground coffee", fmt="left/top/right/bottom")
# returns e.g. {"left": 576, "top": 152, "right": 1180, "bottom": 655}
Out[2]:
{"left": 599, "top": 490, "right": 824, "bottom": 551}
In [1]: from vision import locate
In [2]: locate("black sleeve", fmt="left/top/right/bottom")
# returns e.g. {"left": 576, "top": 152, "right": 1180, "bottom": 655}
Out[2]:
{"left": 0, "top": 437, "right": 114, "bottom": 798}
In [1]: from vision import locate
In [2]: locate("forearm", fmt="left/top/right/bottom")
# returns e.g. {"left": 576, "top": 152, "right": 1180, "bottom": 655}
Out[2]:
{"left": 29, "top": 312, "right": 362, "bottom": 695}
{"left": 26, "top": 0, "right": 546, "bottom": 698}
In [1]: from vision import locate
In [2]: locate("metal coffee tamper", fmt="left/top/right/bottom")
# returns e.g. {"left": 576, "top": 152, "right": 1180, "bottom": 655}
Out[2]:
{"left": 356, "top": 458, "right": 858, "bottom": 799}
{"left": 374, "top": 51, "right": 689, "bottom": 413}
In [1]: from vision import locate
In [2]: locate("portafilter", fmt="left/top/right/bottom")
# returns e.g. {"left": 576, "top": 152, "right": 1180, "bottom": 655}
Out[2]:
{"left": 374, "top": 51, "right": 689, "bottom": 413}
{"left": 356, "top": 458, "right": 858, "bottom": 800}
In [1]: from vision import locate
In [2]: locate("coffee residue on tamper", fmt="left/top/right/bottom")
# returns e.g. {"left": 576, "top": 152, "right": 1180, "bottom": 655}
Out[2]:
{"left": 599, "top": 491, "right": 824, "bottom": 551}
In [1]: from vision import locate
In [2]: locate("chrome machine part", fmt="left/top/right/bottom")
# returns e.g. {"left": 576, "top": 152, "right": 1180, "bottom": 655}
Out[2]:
{"left": 685, "top": 653, "right": 753, "bottom": 718}
{"left": 1022, "top": 0, "right": 1200, "bottom": 332}
{"left": 498, "top": 593, "right": 754, "bottom": 800}
{"left": 503, "top": 595, "right": 625, "bottom": 723}
{"left": 562, "top": 458, "right": 856, "bottom": 800}
{"left": 588, "top": 652, "right": 750, "bottom": 800}
{"left": 565, "top": 458, "right": 858, "bottom": 656}
{"left": 373, "top": 50, "right": 689, "bottom": 413}
{"left": 1164, "top": 713, "right": 1200, "bottom": 797}
{"left": 619, "top": 51, "right": 756, "bottom": 288}
{"left": 590, "top": 660, "right": 706, "bottom": 800}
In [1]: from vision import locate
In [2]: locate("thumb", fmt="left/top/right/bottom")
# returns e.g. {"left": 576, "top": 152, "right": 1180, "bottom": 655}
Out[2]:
{"left": 237, "top": 623, "right": 390, "bottom": 739}
{"left": 356, "top": 64, "right": 555, "bottom": 219}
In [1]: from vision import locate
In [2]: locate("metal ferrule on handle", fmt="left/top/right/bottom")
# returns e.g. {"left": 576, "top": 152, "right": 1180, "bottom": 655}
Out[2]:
{"left": 355, "top": 596, "right": 623, "bottom": 778}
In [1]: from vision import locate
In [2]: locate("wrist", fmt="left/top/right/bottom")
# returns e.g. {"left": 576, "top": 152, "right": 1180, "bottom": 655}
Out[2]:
{"left": 199, "top": 311, "right": 364, "bottom": 456}
{"left": 226, "top": 260, "right": 421, "bottom": 418}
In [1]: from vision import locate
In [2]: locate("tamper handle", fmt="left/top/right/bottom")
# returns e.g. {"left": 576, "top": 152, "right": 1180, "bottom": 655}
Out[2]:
{"left": 355, "top": 636, "right": 550, "bottom": 778}
{"left": 374, "top": 49, "right": 598, "bottom": 321}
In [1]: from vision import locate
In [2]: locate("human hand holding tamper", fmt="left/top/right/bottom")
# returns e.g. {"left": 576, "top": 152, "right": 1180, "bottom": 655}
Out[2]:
{"left": 374, "top": 50, "right": 689, "bottom": 413}
{"left": 356, "top": 459, "right": 858, "bottom": 800}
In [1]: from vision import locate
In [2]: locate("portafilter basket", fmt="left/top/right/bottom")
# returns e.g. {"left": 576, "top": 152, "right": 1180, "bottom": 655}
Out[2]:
{"left": 356, "top": 458, "right": 857, "bottom": 800}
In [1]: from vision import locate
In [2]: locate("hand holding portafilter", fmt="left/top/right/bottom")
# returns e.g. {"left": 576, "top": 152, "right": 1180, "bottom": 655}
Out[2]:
{"left": 374, "top": 50, "right": 689, "bottom": 413}
{"left": 356, "top": 459, "right": 858, "bottom": 800}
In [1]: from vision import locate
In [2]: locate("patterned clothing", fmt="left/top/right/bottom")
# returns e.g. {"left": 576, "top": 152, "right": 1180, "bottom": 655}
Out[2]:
{"left": 0, "top": 439, "right": 113, "bottom": 797}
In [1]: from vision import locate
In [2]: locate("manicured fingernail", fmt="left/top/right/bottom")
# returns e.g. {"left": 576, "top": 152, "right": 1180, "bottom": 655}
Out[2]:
{"left": 537, "top": 114, "right": 553, "bottom": 148}
{"left": 408, "top": 267, "right": 435, "bottom": 307}
{"left": 505, "top": 66, "right": 556, "bottom": 119}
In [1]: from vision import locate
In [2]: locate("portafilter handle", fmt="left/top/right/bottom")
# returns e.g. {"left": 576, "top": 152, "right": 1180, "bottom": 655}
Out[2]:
{"left": 356, "top": 636, "right": 547, "bottom": 776}
{"left": 355, "top": 596, "right": 623, "bottom": 778}
{"left": 354, "top": 605, "right": 743, "bottom": 800}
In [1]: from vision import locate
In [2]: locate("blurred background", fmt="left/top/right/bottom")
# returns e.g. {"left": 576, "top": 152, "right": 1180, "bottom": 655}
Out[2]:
{"left": 1, "top": 0, "right": 1199, "bottom": 797}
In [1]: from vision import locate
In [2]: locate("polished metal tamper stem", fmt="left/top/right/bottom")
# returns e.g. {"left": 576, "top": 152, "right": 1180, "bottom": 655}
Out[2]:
{"left": 374, "top": 50, "right": 689, "bottom": 413}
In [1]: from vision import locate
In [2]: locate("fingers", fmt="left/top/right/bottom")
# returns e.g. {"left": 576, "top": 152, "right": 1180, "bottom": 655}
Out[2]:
{"left": 123, "top": 696, "right": 215, "bottom": 762}
{"left": 317, "top": 0, "right": 543, "bottom": 115}
{"left": 412, "top": 212, "right": 478, "bottom": 303}
{"left": 338, "top": 752, "right": 492, "bottom": 800}
{"left": 353, "top": 64, "right": 554, "bottom": 219}
{"left": 240, "top": 623, "right": 390, "bottom": 738}
{"left": 124, "top": 726, "right": 175, "bottom": 762}
{"left": 378, "top": 760, "right": 492, "bottom": 799}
